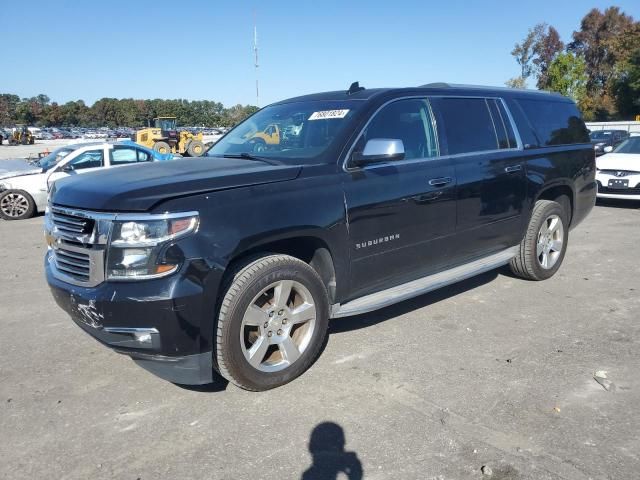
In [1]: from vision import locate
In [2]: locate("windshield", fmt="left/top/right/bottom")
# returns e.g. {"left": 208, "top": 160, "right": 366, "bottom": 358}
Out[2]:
{"left": 613, "top": 137, "right": 640, "bottom": 154}
{"left": 207, "top": 100, "right": 361, "bottom": 162}
{"left": 155, "top": 118, "right": 176, "bottom": 131}
{"left": 39, "top": 147, "right": 75, "bottom": 171}
{"left": 590, "top": 131, "right": 615, "bottom": 140}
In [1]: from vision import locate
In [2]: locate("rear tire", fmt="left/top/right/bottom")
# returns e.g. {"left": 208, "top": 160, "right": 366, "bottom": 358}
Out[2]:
{"left": 510, "top": 200, "right": 568, "bottom": 281}
{"left": 153, "top": 141, "right": 171, "bottom": 154}
{"left": 215, "top": 254, "right": 330, "bottom": 391}
{"left": 0, "top": 190, "right": 36, "bottom": 220}
{"left": 250, "top": 138, "right": 266, "bottom": 153}
{"left": 187, "top": 140, "right": 205, "bottom": 157}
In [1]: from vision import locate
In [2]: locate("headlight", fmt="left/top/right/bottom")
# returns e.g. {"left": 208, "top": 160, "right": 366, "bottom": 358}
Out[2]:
{"left": 0, "top": 181, "right": 10, "bottom": 190}
{"left": 106, "top": 213, "right": 198, "bottom": 280}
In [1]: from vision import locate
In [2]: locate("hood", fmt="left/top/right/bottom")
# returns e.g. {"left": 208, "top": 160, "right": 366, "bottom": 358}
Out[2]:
{"left": 596, "top": 153, "right": 640, "bottom": 171}
{"left": 51, "top": 157, "right": 302, "bottom": 211}
{"left": 0, "top": 158, "right": 41, "bottom": 179}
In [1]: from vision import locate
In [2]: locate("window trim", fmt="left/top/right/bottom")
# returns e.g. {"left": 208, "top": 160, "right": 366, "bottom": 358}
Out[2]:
{"left": 342, "top": 95, "right": 523, "bottom": 172}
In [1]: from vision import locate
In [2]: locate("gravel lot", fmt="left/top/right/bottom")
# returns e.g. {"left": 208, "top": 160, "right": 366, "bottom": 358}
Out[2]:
{"left": 1, "top": 168, "right": 639, "bottom": 478}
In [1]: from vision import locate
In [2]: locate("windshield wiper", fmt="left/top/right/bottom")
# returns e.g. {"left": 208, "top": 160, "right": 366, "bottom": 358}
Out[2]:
{"left": 218, "top": 152, "right": 282, "bottom": 165}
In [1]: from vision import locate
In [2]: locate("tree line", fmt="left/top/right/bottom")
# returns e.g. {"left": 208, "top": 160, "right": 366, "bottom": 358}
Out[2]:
{"left": 508, "top": 6, "right": 640, "bottom": 121}
{"left": 0, "top": 94, "right": 259, "bottom": 128}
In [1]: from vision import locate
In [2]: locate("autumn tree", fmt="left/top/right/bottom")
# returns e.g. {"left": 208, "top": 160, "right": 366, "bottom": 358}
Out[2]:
{"left": 533, "top": 25, "right": 564, "bottom": 89}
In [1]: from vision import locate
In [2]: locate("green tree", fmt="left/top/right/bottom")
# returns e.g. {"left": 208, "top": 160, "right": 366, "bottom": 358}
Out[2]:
{"left": 546, "top": 52, "right": 588, "bottom": 107}
{"left": 505, "top": 77, "right": 526, "bottom": 89}
{"left": 569, "top": 7, "right": 636, "bottom": 118}
{"left": 0, "top": 94, "right": 20, "bottom": 126}
{"left": 613, "top": 48, "right": 640, "bottom": 119}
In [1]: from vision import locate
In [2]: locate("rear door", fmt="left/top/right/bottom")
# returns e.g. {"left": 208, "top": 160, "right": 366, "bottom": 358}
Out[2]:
{"left": 429, "top": 97, "right": 526, "bottom": 261}
{"left": 342, "top": 98, "right": 457, "bottom": 298}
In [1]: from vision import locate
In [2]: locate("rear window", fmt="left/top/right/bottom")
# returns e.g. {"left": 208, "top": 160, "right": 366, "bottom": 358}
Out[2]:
{"left": 515, "top": 99, "right": 589, "bottom": 146}
{"left": 430, "top": 97, "right": 500, "bottom": 155}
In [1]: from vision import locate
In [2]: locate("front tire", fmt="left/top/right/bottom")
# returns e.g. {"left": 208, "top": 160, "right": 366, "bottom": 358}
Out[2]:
{"left": 510, "top": 200, "right": 568, "bottom": 280}
{"left": 186, "top": 140, "right": 205, "bottom": 157}
{"left": 0, "top": 190, "right": 36, "bottom": 220}
{"left": 153, "top": 141, "right": 171, "bottom": 154}
{"left": 215, "top": 254, "right": 330, "bottom": 391}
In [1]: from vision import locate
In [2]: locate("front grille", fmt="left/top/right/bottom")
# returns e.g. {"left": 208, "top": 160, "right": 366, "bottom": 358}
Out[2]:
{"left": 46, "top": 206, "right": 111, "bottom": 287}
{"left": 598, "top": 169, "right": 640, "bottom": 177}
{"left": 53, "top": 247, "right": 91, "bottom": 282}
{"left": 51, "top": 210, "right": 95, "bottom": 241}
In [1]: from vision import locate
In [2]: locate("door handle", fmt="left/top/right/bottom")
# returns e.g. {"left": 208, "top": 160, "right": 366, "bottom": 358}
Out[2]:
{"left": 504, "top": 164, "right": 522, "bottom": 173}
{"left": 428, "top": 177, "right": 453, "bottom": 187}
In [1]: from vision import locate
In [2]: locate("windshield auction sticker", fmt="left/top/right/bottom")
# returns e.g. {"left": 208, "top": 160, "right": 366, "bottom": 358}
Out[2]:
{"left": 308, "top": 109, "right": 350, "bottom": 120}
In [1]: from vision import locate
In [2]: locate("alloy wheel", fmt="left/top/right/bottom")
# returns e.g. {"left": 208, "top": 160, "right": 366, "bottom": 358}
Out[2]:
{"left": 536, "top": 214, "right": 564, "bottom": 269}
{"left": 0, "top": 192, "right": 29, "bottom": 218}
{"left": 240, "top": 280, "right": 317, "bottom": 372}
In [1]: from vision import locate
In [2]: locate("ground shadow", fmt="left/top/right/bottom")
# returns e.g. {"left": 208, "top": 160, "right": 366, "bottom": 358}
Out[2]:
{"left": 301, "top": 422, "right": 363, "bottom": 480}
{"left": 172, "top": 373, "right": 229, "bottom": 393}
{"left": 596, "top": 198, "right": 640, "bottom": 209}
{"left": 330, "top": 269, "right": 500, "bottom": 334}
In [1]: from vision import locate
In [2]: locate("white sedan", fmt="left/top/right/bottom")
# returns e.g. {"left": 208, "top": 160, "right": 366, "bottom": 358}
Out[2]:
{"left": 0, "top": 141, "right": 174, "bottom": 220}
{"left": 596, "top": 136, "right": 640, "bottom": 201}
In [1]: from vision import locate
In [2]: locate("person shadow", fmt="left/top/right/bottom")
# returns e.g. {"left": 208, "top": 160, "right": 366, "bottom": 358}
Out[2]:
{"left": 301, "top": 422, "right": 363, "bottom": 480}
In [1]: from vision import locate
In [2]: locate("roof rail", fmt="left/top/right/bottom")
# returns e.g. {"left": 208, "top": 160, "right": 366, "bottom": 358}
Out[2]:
{"left": 420, "top": 82, "right": 564, "bottom": 97}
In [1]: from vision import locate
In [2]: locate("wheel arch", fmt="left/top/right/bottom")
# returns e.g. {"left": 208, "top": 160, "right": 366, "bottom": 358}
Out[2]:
{"left": 226, "top": 235, "right": 338, "bottom": 304}
{"left": 534, "top": 182, "right": 575, "bottom": 226}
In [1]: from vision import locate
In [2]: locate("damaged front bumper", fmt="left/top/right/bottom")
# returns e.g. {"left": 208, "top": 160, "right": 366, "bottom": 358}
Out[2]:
{"left": 45, "top": 250, "right": 214, "bottom": 385}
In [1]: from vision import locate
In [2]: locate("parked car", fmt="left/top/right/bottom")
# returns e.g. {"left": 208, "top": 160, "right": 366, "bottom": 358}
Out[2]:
{"left": 590, "top": 129, "right": 629, "bottom": 156}
{"left": 45, "top": 83, "right": 595, "bottom": 390}
{"left": 595, "top": 136, "right": 640, "bottom": 200}
{"left": 0, "top": 141, "right": 177, "bottom": 220}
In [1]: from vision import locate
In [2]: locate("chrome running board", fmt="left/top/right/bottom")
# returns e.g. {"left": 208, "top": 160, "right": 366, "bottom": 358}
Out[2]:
{"left": 330, "top": 246, "right": 519, "bottom": 318}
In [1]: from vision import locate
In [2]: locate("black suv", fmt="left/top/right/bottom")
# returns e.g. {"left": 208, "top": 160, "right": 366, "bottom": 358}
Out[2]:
{"left": 45, "top": 83, "right": 596, "bottom": 391}
{"left": 590, "top": 129, "right": 629, "bottom": 155}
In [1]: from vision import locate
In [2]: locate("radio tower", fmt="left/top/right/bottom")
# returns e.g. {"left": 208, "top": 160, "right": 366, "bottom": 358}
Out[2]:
{"left": 253, "top": 17, "right": 259, "bottom": 107}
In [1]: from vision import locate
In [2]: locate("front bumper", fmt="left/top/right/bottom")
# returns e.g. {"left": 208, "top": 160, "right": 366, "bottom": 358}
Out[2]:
{"left": 596, "top": 173, "right": 640, "bottom": 200}
{"left": 46, "top": 251, "right": 214, "bottom": 385}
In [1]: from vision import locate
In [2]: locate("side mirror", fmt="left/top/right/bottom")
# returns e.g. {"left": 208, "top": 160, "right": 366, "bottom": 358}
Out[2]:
{"left": 352, "top": 139, "right": 405, "bottom": 167}
{"left": 603, "top": 146, "right": 613, "bottom": 153}
{"left": 62, "top": 164, "right": 74, "bottom": 172}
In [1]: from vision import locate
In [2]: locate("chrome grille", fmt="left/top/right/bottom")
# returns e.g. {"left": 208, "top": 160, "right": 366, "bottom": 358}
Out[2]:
{"left": 53, "top": 247, "right": 91, "bottom": 282}
{"left": 51, "top": 210, "right": 95, "bottom": 242}
{"left": 45, "top": 206, "right": 112, "bottom": 287}
{"left": 598, "top": 169, "right": 640, "bottom": 177}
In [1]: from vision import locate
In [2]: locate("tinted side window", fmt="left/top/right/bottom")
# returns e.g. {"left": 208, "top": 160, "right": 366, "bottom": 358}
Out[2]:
{"left": 515, "top": 99, "right": 589, "bottom": 146}
{"left": 505, "top": 99, "right": 539, "bottom": 148}
{"left": 357, "top": 98, "right": 438, "bottom": 160}
{"left": 430, "top": 98, "right": 498, "bottom": 155}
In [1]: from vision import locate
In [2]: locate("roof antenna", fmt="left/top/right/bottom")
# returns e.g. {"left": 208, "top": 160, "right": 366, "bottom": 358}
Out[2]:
{"left": 347, "top": 81, "right": 365, "bottom": 95}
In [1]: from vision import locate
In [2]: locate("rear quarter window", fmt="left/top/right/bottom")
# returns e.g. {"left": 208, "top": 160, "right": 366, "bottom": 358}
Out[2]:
{"left": 515, "top": 98, "right": 589, "bottom": 146}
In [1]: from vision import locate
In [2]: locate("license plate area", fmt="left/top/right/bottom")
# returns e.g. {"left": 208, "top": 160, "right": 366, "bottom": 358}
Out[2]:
{"left": 608, "top": 179, "right": 629, "bottom": 189}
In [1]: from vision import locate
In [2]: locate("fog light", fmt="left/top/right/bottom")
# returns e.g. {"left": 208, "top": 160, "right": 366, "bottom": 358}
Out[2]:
{"left": 135, "top": 332, "right": 153, "bottom": 344}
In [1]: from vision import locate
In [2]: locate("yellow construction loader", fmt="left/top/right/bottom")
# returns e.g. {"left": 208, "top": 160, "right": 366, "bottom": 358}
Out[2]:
{"left": 9, "top": 125, "right": 35, "bottom": 145}
{"left": 134, "top": 117, "right": 205, "bottom": 157}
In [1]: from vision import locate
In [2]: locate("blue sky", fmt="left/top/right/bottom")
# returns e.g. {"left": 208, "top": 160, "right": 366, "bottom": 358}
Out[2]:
{"left": 2, "top": 0, "right": 638, "bottom": 107}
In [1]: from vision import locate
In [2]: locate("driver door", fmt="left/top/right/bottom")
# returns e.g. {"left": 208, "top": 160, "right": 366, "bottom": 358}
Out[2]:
{"left": 342, "top": 98, "right": 457, "bottom": 298}
{"left": 46, "top": 147, "right": 106, "bottom": 191}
